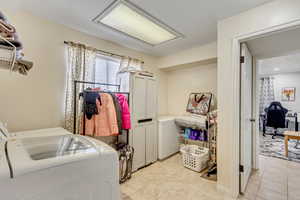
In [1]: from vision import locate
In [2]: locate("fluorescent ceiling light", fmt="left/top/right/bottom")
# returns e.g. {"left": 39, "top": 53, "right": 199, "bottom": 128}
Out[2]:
{"left": 274, "top": 67, "right": 280, "bottom": 71}
{"left": 93, "top": 0, "right": 183, "bottom": 46}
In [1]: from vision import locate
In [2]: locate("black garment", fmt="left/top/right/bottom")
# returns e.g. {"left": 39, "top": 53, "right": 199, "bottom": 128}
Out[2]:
{"left": 84, "top": 91, "right": 101, "bottom": 120}
{"left": 265, "top": 102, "right": 288, "bottom": 129}
{"left": 110, "top": 93, "right": 123, "bottom": 133}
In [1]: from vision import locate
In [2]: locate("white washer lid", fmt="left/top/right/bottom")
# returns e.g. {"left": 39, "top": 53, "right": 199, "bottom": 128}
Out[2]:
{"left": 7, "top": 135, "right": 99, "bottom": 177}
{"left": 10, "top": 127, "right": 72, "bottom": 139}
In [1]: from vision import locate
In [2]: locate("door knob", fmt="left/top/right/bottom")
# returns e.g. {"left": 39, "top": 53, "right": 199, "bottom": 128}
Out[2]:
{"left": 250, "top": 118, "right": 256, "bottom": 122}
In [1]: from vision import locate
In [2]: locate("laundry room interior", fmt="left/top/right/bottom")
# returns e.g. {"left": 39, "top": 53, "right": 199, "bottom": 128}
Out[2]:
{"left": 2, "top": 1, "right": 300, "bottom": 200}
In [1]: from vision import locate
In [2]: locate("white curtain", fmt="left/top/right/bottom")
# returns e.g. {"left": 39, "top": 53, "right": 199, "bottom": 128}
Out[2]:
{"left": 259, "top": 77, "right": 275, "bottom": 114}
{"left": 64, "top": 42, "right": 96, "bottom": 133}
{"left": 118, "top": 57, "right": 143, "bottom": 73}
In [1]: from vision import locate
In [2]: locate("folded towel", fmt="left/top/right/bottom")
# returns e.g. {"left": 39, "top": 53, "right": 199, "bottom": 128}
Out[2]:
{"left": 0, "top": 45, "right": 15, "bottom": 59}
{"left": 0, "top": 19, "right": 16, "bottom": 34}
{"left": 0, "top": 35, "right": 23, "bottom": 50}
{"left": 0, "top": 11, "right": 28, "bottom": 75}
{"left": 12, "top": 59, "right": 34, "bottom": 75}
{"left": 0, "top": 59, "right": 33, "bottom": 76}
{"left": 0, "top": 33, "right": 13, "bottom": 40}
{"left": 0, "top": 11, "right": 22, "bottom": 50}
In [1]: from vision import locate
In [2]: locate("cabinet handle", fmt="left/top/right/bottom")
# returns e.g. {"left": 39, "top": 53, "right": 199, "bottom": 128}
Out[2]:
{"left": 138, "top": 118, "right": 153, "bottom": 123}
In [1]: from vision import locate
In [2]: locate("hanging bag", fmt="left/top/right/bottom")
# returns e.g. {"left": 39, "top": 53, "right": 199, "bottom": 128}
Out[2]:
{"left": 118, "top": 144, "right": 134, "bottom": 183}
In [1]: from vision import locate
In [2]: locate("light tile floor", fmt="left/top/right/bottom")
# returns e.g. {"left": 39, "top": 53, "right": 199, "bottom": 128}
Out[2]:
{"left": 121, "top": 154, "right": 300, "bottom": 200}
{"left": 121, "top": 154, "right": 227, "bottom": 200}
{"left": 240, "top": 155, "right": 300, "bottom": 200}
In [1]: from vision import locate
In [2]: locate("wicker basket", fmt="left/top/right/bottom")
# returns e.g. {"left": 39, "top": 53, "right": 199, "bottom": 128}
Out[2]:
{"left": 180, "top": 145, "right": 209, "bottom": 172}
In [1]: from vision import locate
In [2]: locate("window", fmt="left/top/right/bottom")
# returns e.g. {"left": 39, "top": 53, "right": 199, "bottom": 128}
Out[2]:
{"left": 93, "top": 55, "right": 120, "bottom": 91}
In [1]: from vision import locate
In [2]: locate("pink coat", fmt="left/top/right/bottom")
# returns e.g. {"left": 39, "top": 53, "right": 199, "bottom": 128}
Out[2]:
{"left": 116, "top": 94, "right": 131, "bottom": 130}
{"left": 84, "top": 93, "right": 119, "bottom": 137}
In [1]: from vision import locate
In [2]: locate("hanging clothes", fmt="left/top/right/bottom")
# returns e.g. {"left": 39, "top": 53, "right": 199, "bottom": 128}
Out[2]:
{"left": 83, "top": 91, "right": 101, "bottom": 120}
{"left": 116, "top": 94, "right": 131, "bottom": 130}
{"left": 84, "top": 93, "right": 119, "bottom": 136}
{"left": 110, "top": 93, "right": 123, "bottom": 133}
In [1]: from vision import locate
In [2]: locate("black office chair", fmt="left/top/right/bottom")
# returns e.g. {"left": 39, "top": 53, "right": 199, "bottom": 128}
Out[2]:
{"left": 264, "top": 101, "right": 288, "bottom": 138}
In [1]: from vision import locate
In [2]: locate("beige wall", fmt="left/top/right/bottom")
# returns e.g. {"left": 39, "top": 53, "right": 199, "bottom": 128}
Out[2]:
{"left": 218, "top": 0, "right": 300, "bottom": 197}
{"left": 157, "top": 41, "right": 217, "bottom": 69}
{"left": 0, "top": 10, "right": 165, "bottom": 132}
{"left": 166, "top": 63, "right": 217, "bottom": 115}
{"left": 156, "top": 40, "right": 218, "bottom": 116}
{"left": 272, "top": 73, "right": 300, "bottom": 113}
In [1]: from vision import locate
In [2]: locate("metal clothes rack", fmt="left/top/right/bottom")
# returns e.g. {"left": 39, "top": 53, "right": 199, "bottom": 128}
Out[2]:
{"left": 176, "top": 92, "right": 217, "bottom": 178}
{"left": 178, "top": 93, "right": 214, "bottom": 148}
{"left": 73, "top": 80, "right": 130, "bottom": 145}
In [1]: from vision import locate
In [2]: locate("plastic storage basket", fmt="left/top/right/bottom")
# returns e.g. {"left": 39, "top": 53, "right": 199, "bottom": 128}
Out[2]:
{"left": 180, "top": 145, "right": 209, "bottom": 172}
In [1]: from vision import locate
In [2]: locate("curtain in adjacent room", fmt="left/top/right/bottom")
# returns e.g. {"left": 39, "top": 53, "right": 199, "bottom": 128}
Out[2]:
{"left": 64, "top": 42, "right": 96, "bottom": 133}
{"left": 259, "top": 77, "right": 275, "bottom": 114}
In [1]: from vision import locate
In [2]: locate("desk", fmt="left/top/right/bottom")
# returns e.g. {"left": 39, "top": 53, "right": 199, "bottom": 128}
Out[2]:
{"left": 284, "top": 131, "right": 300, "bottom": 157}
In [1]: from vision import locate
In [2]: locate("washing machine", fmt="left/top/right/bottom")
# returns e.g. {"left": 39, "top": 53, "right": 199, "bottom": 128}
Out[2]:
{"left": 0, "top": 126, "right": 120, "bottom": 200}
{"left": 0, "top": 121, "right": 72, "bottom": 139}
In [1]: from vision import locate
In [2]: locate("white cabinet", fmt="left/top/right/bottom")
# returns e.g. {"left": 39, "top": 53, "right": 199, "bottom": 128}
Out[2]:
{"left": 146, "top": 78, "right": 156, "bottom": 120}
{"left": 132, "top": 76, "right": 157, "bottom": 125}
{"left": 158, "top": 116, "right": 180, "bottom": 160}
{"left": 132, "top": 122, "right": 157, "bottom": 170}
{"left": 145, "top": 122, "right": 157, "bottom": 165}
{"left": 128, "top": 74, "right": 157, "bottom": 171}
{"left": 132, "top": 126, "right": 146, "bottom": 169}
{"left": 132, "top": 76, "right": 147, "bottom": 122}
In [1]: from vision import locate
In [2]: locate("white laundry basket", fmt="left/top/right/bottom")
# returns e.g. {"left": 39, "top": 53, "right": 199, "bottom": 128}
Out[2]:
{"left": 180, "top": 145, "right": 209, "bottom": 172}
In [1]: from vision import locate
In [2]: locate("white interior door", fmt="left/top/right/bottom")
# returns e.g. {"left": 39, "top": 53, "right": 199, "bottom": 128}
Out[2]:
{"left": 240, "top": 43, "right": 253, "bottom": 193}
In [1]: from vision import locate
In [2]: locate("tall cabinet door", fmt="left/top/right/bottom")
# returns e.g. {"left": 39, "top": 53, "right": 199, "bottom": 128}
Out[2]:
{"left": 132, "top": 125, "right": 146, "bottom": 170}
{"left": 146, "top": 78, "right": 157, "bottom": 120}
{"left": 133, "top": 76, "right": 147, "bottom": 123}
{"left": 145, "top": 122, "right": 156, "bottom": 165}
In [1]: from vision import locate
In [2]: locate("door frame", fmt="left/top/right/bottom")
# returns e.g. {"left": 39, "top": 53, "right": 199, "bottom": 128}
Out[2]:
{"left": 252, "top": 57, "right": 259, "bottom": 170}
{"left": 231, "top": 19, "right": 300, "bottom": 196}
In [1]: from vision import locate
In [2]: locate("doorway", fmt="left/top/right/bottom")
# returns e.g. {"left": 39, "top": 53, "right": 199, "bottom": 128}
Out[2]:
{"left": 239, "top": 26, "right": 300, "bottom": 199}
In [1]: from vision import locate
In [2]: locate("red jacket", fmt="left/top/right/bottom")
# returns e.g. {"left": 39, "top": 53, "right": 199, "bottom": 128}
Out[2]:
{"left": 116, "top": 94, "right": 131, "bottom": 130}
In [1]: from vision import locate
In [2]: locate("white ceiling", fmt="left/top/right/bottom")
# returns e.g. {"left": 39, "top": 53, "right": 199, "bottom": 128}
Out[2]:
{"left": 7, "top": 0, "right": 272, "bottom": 56}
{"left": 258, "top": 53, "right": 300, "bottom": 75}
{"left": 247, "top": 27, "right": 300, "bottom": 75}
{"left": 247, "top": 27, "right": 300, "bottom": 59}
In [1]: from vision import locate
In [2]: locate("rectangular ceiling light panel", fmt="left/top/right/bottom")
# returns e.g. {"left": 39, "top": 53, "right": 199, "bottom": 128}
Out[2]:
{"left": 93, "top": 0, "right": 182, "bottom": 46}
